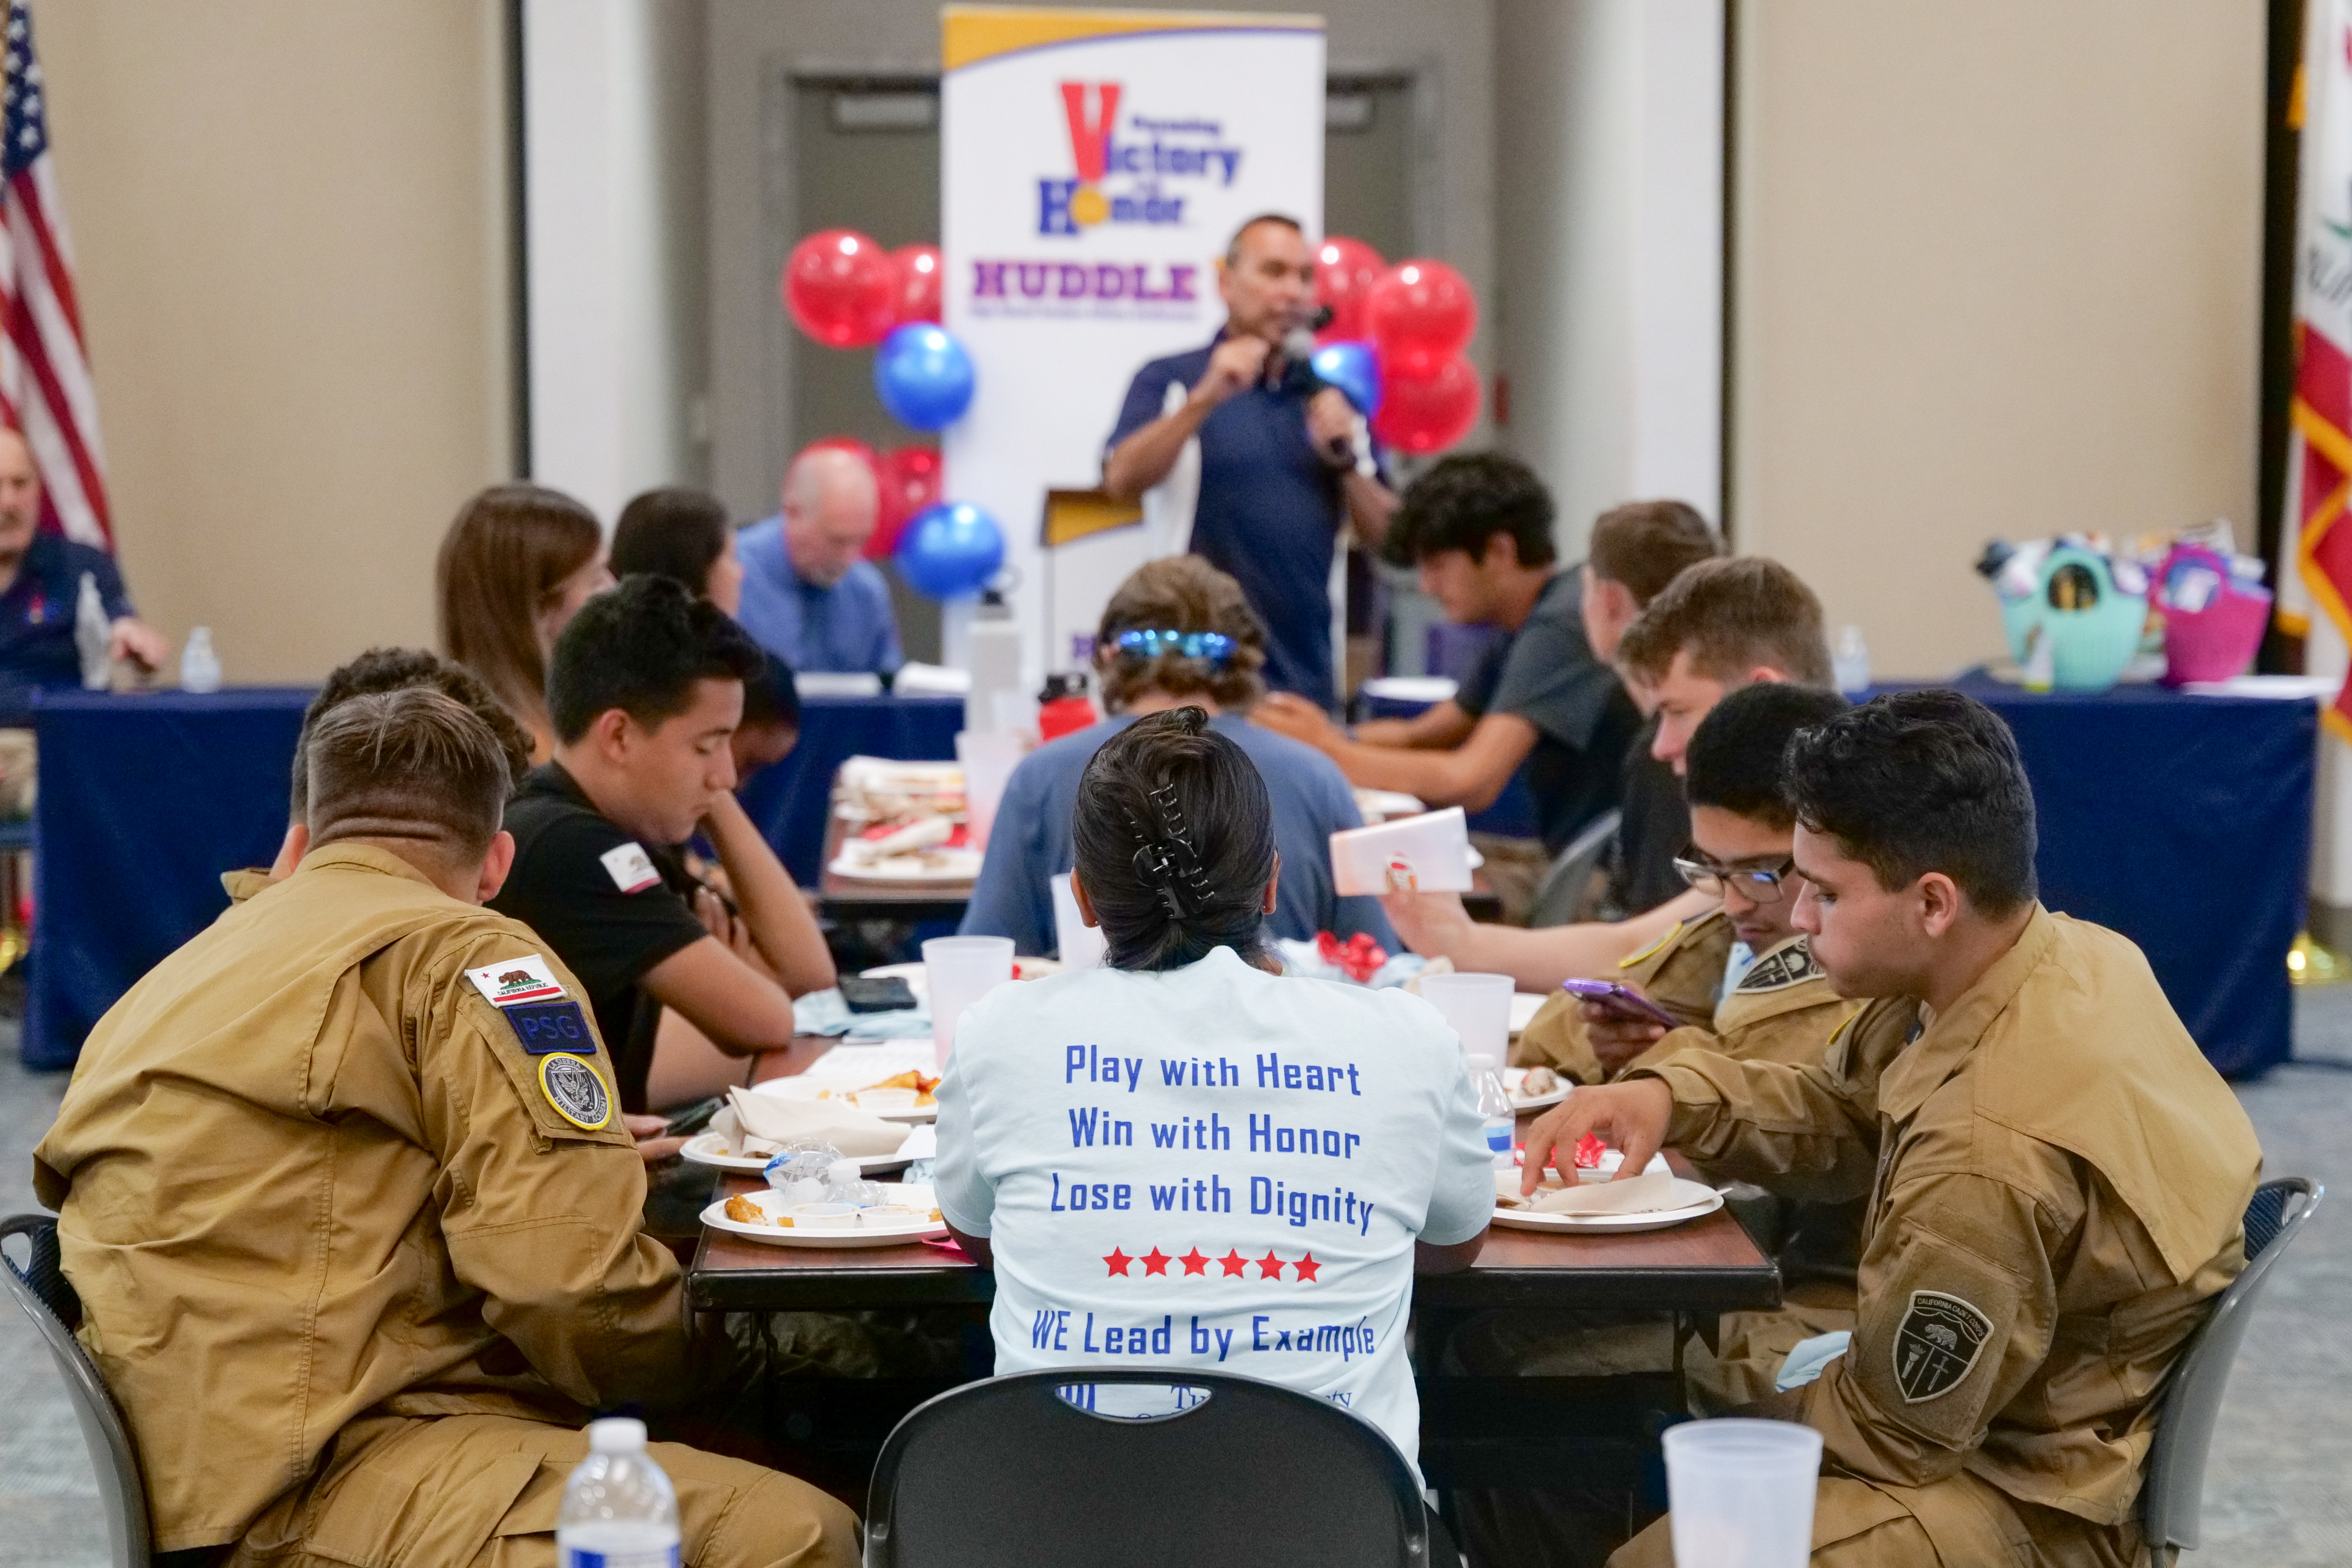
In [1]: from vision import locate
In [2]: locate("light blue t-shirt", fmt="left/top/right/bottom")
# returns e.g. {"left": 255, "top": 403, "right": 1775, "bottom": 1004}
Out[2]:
{"left": 958, "top": 712, "right": 1398, "bottom": 956}
{"left": 733, "top": 515, "right": 903, "bottom": 676}
{"left": 932, "top": 946, "right": 1494, "bottom": 1471}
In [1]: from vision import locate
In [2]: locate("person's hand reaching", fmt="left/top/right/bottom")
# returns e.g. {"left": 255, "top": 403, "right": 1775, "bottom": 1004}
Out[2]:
{"left": 1191, "top": 335, "right": 1272, "bottom": 408}
{"left": 1252, "top": 691, "right": 1344, "bottom": 751}
{"left": 108, "top": 617, "right": 170, "bottom": 673}
{"left": 1518, "top": 1078, "right": 1673, "bottom": 1195}
{"left": 1582, "top": 991, "right": 1670, "bottom": 1077}
{"left": 623, "top": 1112, "right": 688, "bottom": 1165}
{"left": 1383, "top": 889, "right": 1473, "bottom": 959}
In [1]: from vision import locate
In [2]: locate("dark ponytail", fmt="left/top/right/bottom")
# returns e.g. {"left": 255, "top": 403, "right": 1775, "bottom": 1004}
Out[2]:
{"left": 1070, "top": 707, "right": 1277, "bottom": 971}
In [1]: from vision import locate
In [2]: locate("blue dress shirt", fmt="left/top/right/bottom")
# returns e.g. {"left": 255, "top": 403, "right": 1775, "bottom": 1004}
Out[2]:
{"left": 734, "top": 515, "right": 904, "bottom": 676}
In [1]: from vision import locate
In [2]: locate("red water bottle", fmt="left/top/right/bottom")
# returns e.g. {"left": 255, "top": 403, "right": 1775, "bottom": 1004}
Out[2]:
{"left": 1037, "top": 671, "right": 1099, "bottom": 743}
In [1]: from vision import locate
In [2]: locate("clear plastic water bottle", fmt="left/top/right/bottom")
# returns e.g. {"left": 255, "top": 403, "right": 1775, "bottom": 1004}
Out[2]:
{"left": 1832, "top": 625, "right": 1871, "bottom": 696}
{"left": 557, "top": 1418, "right": 679, "bottom": 1568}
{"left": 179, "top": 627, "right": 221, "bottom": 693}
{"left": 1468, "top": 1052, "right": 1515, "bottom": 1169}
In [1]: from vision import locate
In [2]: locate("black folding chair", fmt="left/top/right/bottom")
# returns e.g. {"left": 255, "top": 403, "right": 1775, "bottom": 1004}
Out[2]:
{"left": 2139, "top": 1176, "right": 2323, "bottom": 1562}
{"left": 864, "top": 1367, "right": 1433, "bottom": 1568}
{"left": 0, "top": 1214, "right": 151, "bottom": 1568}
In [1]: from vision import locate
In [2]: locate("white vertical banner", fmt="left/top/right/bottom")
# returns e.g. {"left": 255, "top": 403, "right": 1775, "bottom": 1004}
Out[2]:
{"left": 941, "top": 7, "right": 1325, "bottom": 682}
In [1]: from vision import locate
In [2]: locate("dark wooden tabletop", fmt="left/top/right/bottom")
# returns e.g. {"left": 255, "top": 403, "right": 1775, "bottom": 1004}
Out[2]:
{"left": 689, "top": 1046, "right": 1779, "bottom": 1317}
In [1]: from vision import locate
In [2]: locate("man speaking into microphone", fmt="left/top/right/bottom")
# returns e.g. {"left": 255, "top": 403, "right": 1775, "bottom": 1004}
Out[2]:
{"left": 1102, "top": 214, "right": 1399, "bottom": 710}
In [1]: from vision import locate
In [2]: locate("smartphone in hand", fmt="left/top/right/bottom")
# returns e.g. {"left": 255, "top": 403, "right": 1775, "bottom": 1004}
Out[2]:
{"left": 1559, "top": 978, "right": 1681, "bottom": 1030}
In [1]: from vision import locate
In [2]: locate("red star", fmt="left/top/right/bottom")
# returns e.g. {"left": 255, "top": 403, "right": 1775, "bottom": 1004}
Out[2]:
{"left": 1141, "top": 1246, "right": 1172, "bottom": 1276}
{"left": 1292, "top": 1251, "right": 1323, "bottom": 1284}
{"left": 1255, "top": 1249, "right": 1287, "bottom": 1280}
{"left": 1178, "top": 1247, "right": 1211, "bottom": 1276}
{"left": 1103, "top": 1247, "right": 1133, "bottom": 1276}
{"left": 1218, "top": 1249, "right": 1249, "bottom": 1277}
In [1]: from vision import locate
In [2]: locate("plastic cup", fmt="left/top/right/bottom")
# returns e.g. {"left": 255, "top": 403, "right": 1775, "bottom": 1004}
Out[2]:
{"left": 1051, "top": 873, "right": 1108, "bottom": 970}
{"left": 1661, "top": 1418, "right": 1824, "bottom": 1568}
{"left": 924, "top": 935, "right": 1014, "bottom": 1068}
{"left": 955, "top": 730, "right": 1024, "bottom": 853}
{"left": 1419, "top": 972, "right": 1515, "bottom": 1059}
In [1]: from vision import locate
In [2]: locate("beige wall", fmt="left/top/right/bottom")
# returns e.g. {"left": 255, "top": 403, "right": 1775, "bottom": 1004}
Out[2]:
{"left": 42, "top": 0, "right": 514, "bottom": 684}
{"left": 1732, "top": 1, "right": 2267, "bottom": 679}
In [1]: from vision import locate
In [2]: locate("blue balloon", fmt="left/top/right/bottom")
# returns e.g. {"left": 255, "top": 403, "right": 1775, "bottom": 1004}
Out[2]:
{"left": 874, "top": 324, "right": 976, "bottom": 430}
{"left": 893, "top": 501, "right": 1004, "bottom": 599}
{"left": 1310, "top": 339, "right": 1383, "bottom": 417}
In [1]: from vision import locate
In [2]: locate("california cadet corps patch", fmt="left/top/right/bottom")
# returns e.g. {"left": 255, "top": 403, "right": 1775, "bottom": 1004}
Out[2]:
{"left": 1893, "top": 1290, "right": 1993, "bottom": 1402}
{"left": 538, "top": 1052, "right": 612, "bottom": 1132}
{"left": 1736, "top": 942, "right": 1825, "bottom": 993}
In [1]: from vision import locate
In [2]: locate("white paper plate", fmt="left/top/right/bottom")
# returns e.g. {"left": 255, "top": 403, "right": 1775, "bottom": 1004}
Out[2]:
{"left": 700, "top": 1182, "right": 947, "bottom": 1247}
{"left": 751, "top": 1075, "right": 938, "bottom": 1124}
{"left": 826, "top": 848, "right": 984, "bottom": 882}
{"left": 1507, "top": 992, "right": 1546, "bottom": 1037}
{"left": 1503, "top": 1065, "right": 1572, "bottom": 1111}
{"left": 857, "top": 958, "right": 1061, "bottom": 985}
{"left": 680, "top": 1124, "right": 934, "bottom": 1173}
{"left": 1490, "top": 1175, "right": 1722, "bottom": 1233}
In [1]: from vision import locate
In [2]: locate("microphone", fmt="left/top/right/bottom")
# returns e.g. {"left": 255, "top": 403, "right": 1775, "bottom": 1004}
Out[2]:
{"left": 1277, "top": 307, "right": 1356, "bottom": 467}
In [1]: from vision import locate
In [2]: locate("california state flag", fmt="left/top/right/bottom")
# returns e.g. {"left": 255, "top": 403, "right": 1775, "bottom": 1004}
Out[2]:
{"left": 2283, "top": 0, "right": 2352, "bottom": 741}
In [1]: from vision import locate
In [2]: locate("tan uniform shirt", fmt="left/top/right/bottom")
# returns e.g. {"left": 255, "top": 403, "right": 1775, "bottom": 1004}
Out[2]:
{"left": 1639, "top": 907, "right": 2261, "bottom": 1539}
{"left": 34, "top": 844, "right": 684, "bottom": 1554}
{"left": 1513, "top": 908, "right": 1738, "bottom": 1079}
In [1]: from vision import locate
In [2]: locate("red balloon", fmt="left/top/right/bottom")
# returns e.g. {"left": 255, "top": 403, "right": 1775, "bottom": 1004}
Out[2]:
{"left": 782, "top": 229, "right": 898, "bottom": 348}
{"left": 1362, "top": 259, "right": 1477, "bottom": 360}
{"left": 1313, "top": 236, "right": 1385, "bottom": 343}
{"left": 869, "top": 445, "right": 943, "bottom": 559}
{"left": 1372, "top": 351, "right": 1482, "bottom": 455}
{"left": 891, "top": 244, "right": 944, "bottom": 325}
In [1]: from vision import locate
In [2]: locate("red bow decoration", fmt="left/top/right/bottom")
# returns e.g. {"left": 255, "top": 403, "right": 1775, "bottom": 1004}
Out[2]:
{"left": 1573, "top": 1133, "right": 1607, "bottom": 1171}
{"left": 1315, "top": 930, "right": 1390, "bottom": 984}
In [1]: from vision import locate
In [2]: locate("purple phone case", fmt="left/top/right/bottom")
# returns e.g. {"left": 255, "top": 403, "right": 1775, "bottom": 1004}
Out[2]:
{"left": 1559, "top": 979, "right": 1679, "bottom": 1027}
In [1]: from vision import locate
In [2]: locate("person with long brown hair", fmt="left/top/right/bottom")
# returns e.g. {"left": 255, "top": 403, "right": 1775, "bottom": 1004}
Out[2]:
{"left": 435, "top": 483, "right": 613, "bottom": 759}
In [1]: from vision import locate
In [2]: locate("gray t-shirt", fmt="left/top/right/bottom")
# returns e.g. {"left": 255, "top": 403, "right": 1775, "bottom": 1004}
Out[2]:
{"left": 1455, "top": 568, "right": 1641, "bottom": 852}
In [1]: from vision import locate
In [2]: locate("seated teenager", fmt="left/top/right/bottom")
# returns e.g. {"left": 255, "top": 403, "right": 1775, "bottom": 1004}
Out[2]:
{"left": 1526, "top": 692, "right": 2262, "bottom": 1568}
{"left": 959, "top": 555, "right": 1396, "bottom": 955}
{"left": 436, "top": 483, "right": 615, "bottom": 762}
{"left": 490, "top": 575, "right": 834, "bottom": 1117}
{"left": 613, "top": 485, "right": 748, "bottom": 617}
{"left": 247, "top": 647, "right": 539, "bottom": 893}
{"left": 1255, "top": 452, "right": 1641, "bottom": 917}
{"left": 36, "top": 688, "right": 857, "bottom": 1568}
{"left": 1386, "top": 557, "right": 1835, "bottom": 992}
{"left": 1510, "top": 682, "right": 1915, "bottom": 1412}
{"left": 933, "top": 708, "right": 1492, "bottom": 1472}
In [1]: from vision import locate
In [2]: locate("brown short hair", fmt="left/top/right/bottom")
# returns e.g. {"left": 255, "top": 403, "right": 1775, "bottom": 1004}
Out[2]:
{"left": 291, "top": 648, "right": 535, "bottom": 820}
{"left": 1096, "top": 557, "right": 1269, "bottom": 713}
{"left": 1587, "top": 500, "right": 1724, "bottom": 607}
{"left": 1616, "top": 557, "right": 1834, "bottom": 688}
{"left": 435, "top": 484, "right": 603, "bottom": 741}
{"left": 305, "top": 688, "right": 513, "bottom": 867}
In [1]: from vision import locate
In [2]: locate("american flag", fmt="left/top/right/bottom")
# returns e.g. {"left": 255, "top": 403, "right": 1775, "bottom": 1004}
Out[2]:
{"left": 0, "top": 3, "right": 106, "bottom": 549}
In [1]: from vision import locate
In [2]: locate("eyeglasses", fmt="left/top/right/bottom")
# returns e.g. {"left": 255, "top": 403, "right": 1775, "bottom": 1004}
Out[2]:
{"left": 1114, "top": 629, "right": 1236, "bottom": 666}
{"left": 1673, "top": 850, "right": 1799, "bottom": 903}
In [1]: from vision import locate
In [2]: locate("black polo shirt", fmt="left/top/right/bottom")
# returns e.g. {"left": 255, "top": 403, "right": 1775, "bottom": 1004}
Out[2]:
{"left": 1454, "top": 569, "right": 1641, "bottom": 854}
{"left": 1609, "top": 715, "right": 1692, "bottom": 916}
{"left": 489, "top": 763, "right": 707, "bottom": 1113}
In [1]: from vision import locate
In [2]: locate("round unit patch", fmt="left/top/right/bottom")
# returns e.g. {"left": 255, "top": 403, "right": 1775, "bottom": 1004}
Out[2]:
{"left": 538, "top": 1052, "right": 612, "bottom": 1132}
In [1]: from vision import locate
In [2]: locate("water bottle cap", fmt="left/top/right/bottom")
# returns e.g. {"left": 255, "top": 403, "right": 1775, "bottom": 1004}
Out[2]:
{"left": 587, "top": 1417, "right": 647, "bottom": 1455}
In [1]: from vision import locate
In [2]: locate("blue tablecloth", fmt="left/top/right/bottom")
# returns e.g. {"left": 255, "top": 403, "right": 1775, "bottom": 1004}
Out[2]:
{"left": 27, "top": 688, "right": 315, "bottom": 1069}
{"left": 1893, "top": 676, "right": 2315, "bottom": 1079}
{"left": 22, "top": 688, "right": 967, "bottom": 1068}
{"left": 738, "top": 693, "right": 964, "bottom": 884}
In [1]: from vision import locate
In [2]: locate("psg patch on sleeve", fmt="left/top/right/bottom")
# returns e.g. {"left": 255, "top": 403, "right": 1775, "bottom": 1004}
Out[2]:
{"left": 503, "top": 999, "right": 597, "bottom": 1056}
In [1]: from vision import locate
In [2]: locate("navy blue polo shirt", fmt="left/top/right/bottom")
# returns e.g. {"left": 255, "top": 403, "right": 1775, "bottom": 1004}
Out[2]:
{"left": 1108, "top": 335, "right": 1375, "bottom": 709}
{"left": 0, "top": 533, "right": 131, "bottom": 716}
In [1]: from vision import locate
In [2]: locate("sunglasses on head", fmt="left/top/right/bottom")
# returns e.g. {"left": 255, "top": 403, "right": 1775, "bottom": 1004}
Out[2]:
{"left": 1114, "top": 629, "right": 1235, "bottom": 666}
